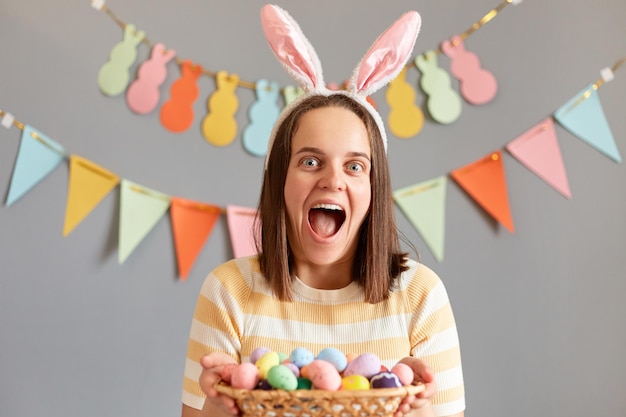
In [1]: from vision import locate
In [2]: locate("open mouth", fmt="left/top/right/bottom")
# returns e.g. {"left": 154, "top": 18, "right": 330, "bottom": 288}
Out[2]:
{"left": 308, "top": 204, "right": 346, "bottom": 238}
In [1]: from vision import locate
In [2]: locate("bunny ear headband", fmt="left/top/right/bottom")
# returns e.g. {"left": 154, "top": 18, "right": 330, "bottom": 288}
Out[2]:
{"left": 260, "top": 4, "right": 421, "bottom": 168}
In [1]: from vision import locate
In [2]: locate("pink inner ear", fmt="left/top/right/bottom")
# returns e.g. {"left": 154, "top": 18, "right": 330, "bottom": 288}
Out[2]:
{"left": 354, "top": 11, "right": 421, "bottom": 94}
{"left": 261, "top": 5, "right": 321, "bottom": 89}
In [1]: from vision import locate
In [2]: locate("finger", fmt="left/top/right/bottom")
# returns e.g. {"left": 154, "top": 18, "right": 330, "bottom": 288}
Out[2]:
{"left": 220, "top": 395, "right": 239, "bottom": 415}
{"left": 200, "top": 352, "right": 237, "bottom": 369}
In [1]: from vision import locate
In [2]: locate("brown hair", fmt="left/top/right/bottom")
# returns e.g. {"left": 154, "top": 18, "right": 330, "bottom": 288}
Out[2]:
{"left": 255, "top": 94, "right": 411, "bottom": 303}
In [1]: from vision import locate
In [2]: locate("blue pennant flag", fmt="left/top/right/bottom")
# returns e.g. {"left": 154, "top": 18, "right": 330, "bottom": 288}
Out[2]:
{"left": 554, "top": 84, "right": 622, "bottom": 163}
{"left": 6, "top": 125, "right": 66, "bottom": 206}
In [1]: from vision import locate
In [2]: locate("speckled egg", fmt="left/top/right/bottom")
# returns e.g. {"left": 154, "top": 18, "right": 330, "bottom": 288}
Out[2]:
{"left": 256, "top": 379, "right": 273, "bottom": 390}
{"left": 230, "top": 362, "right": 259, "bottom": 389}
{"left": 343, "top": 353, "right": 381, "bottom": 379}
{"left": 267, "top": 364, "right": 298, "bottom": 391}
{"left": 306, "top": 359, "right": 342, "bottom": 391}
{"left": 284, "top": 362, "right": 300, "bottom": 377}
{"left": 370, "top": 371, "right": 402, "bottom": 389}
{"left": 277, "top": 352, "right": 288, "bottom": 363}
{"left": 255, "top": 351, "right": 280, "bottom": 379}
{"left": 289, "top": 347, "right": 315, "bottom": 368}
{"left": 340, "top": 374, "right": 370, "bottom": 390}
{"left": 296, "top": 377, "right": 313, "bottom": 390}
{"left": 391, "top": 362, "right": 414, "bottom": 386}
{"left": 316, "top": 347, "right": 348, "bottom": 372}
{"left": 250, "top": 346, "right": 272, "bottom": 364}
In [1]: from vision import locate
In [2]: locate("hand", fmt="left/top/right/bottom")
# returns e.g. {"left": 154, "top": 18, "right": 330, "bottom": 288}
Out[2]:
{"left": 394, "top": 357, "right": 437, "bottom": 417}
{"left": 198, "top": 353, "right": 240, "bottom": 416}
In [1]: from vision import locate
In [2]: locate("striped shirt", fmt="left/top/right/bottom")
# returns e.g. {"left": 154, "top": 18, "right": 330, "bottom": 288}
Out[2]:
{"left": 182, "top": 255, "right": 465, "bottom": 416}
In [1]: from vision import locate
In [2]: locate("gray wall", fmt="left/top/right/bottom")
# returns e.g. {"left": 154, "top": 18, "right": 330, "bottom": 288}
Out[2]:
{"left": 1, "top": 1, "right": 625, "bottom": 416}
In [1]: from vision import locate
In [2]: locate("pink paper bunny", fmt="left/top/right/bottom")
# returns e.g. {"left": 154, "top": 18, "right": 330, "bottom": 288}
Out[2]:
{"left": 441, "top": 35, "right": 497, "bottom": 105}
{"left": 127, "top": 43, "right": 176, "bottom": 114}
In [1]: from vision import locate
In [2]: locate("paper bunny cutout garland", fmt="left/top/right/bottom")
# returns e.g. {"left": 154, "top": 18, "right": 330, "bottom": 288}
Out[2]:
{"left": 260, "top": 4, "right": 421, "bottom": 167}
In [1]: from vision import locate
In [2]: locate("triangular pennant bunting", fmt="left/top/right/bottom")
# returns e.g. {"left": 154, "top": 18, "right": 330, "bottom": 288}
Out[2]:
{"left": 170, "top": 197, "right": 220, "bottom": 280}
{"left": 6, "top": 125, "right": 66, "bottom": 206}
{"left": 118, "top": 179, "right": 171, "bottom": 264}
{"left": 393, "top": 176, "right": 447, "bottom": 262}
{"left": 63, "top": 155, "right": 120, "bottom": 237}
{"left": 506, "top": 117, "right": 572, "bottom": 199}
{"left": 450, "top": 151, "right": 515, "bottom": 233}
{"left": 553, "top": 84, "right": 622, "bottom": 163}
{"left": 226, "top": 205, "right": 259, "bottom": 258}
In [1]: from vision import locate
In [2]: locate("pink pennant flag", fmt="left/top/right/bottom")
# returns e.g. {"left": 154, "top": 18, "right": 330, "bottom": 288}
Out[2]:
{"left": 226, "top": 205, "right": 259, "bottom": 258}
{"left": 506, "top": 117, "right": 571, "bottom": 199}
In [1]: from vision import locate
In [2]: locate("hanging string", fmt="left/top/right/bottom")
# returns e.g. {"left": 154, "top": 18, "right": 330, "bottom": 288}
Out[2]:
{"left": 96, "top": 2, "right": 257, "bottom": 90}
{"left": 0, "top": 108, "right": 68, "bottom": 157}
{"left": 435, "top": 0, "right": 516, "bottom": 53}
{"left": 563, "top": 56, "right": 626, "bottom": 113}
{"left": 93, "top": 0, "right": 521, "bottom": 90}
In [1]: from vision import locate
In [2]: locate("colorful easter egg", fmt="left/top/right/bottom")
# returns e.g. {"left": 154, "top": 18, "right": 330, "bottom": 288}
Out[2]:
{"left": 256, "top": 351, "right": 280, "bottom": 379}
{"left": 256, "top": 379, "right": 273, "bottom": 390}
{"left": 343, "top": 353, "right": 381, "bottom": 379}
{"left": 267, "top": 364, "right": 298, "bottom": 391}
{"left": 340, "top": 374, "right": 370, "bottom": 390}
{"left": 250, "top": 346, "right": 272, "bottom": 364}
{"left": 289, "top": 347, "right": 315, "bottom": 368}
{"left": 306, "top": 359, "right": 342, "bottom": 391}
{"left": 370, "top": 371, "right": 402, "bottom": 388}
{"left": 284, "top": 362, "right": 300, "bottom": 377}
{"left": 296, "top": 377, "right": 313, "bottom": 390}
{"left": 317, "top": 347, "right": 348, "bottom": 372}
{"left": 391, "top": 362, "right": 414, "bottom": 386}
{"left": 230, "top": 362, "right": 259, "bottom": 389}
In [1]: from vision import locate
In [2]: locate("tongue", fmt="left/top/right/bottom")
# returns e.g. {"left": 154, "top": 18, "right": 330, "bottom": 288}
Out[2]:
{"left": 310, "top": 210, "right": 341, "bottom": 237}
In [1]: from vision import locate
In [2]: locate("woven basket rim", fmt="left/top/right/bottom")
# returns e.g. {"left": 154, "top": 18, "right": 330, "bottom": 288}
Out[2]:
{"left": 214, "top": 381, "right": 424, "bottom": 401}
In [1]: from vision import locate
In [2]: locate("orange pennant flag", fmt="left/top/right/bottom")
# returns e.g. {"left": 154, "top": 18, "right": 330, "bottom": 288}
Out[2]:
{"left": 170, "top": 197, "right": 221, "bottom": 281}
{"left": 63, "top": 155, "right": 120, "bottom": 237}
{"left": 450, "top": 151, "right": 515, "bottom": 233}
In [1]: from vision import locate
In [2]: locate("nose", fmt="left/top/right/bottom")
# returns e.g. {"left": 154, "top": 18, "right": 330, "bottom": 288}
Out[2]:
{"left": 318, "top": 163, "right": 346, "bottom": 191}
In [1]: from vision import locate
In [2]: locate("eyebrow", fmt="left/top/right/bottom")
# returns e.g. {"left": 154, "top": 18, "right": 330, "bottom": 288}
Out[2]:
{"left": 294, "top": 147, "right": 371, "bottom": 161}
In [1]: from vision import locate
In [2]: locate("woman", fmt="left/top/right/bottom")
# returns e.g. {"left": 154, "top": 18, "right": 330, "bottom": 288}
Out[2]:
{"left": 181, "top": 5, "right": 464, "bottom": 417}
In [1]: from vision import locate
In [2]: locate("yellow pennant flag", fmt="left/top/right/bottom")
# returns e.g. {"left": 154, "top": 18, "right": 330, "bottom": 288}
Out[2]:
{"left": 63, "top": 155, "right": 120, "bottom": 237}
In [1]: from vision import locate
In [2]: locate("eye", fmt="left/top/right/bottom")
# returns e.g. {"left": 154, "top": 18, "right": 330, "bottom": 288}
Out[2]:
{"left": 347, "top": 162, "right": 365, "bottom": 173}
{"left": 301, "top": 157, "right": 319, "bottom": 168}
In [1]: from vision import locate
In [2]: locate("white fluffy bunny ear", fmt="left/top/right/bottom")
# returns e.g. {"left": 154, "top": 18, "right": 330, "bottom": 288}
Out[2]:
{"left": 347, "top": 11, "right": 421, "bottom": 97}
{"left": 260, "top": 4, "right": 325, "bottom": 92}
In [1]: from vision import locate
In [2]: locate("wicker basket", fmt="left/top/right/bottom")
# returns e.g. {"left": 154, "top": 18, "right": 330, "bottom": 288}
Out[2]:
{"left": 214, "top": 382, "right": 424, "bottom": 417}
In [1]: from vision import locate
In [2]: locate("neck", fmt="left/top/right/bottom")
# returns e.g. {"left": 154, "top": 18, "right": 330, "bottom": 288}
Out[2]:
{"left": 295, "top": 260, "right": 353, "bottom": 290}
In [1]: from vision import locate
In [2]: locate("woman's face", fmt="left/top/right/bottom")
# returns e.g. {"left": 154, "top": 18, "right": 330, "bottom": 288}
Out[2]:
{"left": 284, "top": 105, "right": 372, "bottom": 269}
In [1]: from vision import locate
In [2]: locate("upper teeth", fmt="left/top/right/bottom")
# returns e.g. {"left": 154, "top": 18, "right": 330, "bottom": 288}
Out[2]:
{"left": 312, "top": 203, "right": 343, "bottom": 211}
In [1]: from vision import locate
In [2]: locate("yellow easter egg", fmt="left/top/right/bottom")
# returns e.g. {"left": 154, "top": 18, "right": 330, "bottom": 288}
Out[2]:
{"left": 255, "top": 351, "right": 280, "bottom": 379}
{"left": 341, "top": 374, "right": 370, "bottom": 390}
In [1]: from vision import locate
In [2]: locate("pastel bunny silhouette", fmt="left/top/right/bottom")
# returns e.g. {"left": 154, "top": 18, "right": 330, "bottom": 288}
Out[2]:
{"left": 159, "top": 61, "right": 203, "bottom": 133}
{"left": 97, "top": 23, "right": 146, "bottom": 97}
{"left": 126, "top": 43, "right": 176, "bottom": 114}
{"left": 415, "top": 50, "right": 462, "bottom": 124}
{"left": 283, "top": 85, "right": 304, "bottom": 105}
{"left": 385, "top": 66, "right": 424, "bottom": 138}
{"left": 243, "top": 79, "right": 281, "bottom": 156}
{"left": 441, "top": 35, "right": 497, "bottom": 105}
{"left": 201, "top": 71, "right": 240, "bottom": 146}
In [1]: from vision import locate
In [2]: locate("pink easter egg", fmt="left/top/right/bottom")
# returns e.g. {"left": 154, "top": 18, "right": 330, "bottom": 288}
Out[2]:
{"left": 306, "top": 359, "right": 341, "bottom": 391}
{"left": 230, "top": 362, "right": 259, "bottom": 389}
{"left": 391, "top": 362, "right": 414, "bottom": 386}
